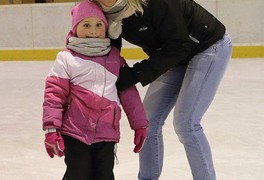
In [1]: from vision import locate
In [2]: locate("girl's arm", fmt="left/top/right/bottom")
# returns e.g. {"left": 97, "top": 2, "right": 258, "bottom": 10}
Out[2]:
{"left": 117, "top": 59, "right": 148, "bottom": 129}
{"left": 42, "top": 52, "right": 71, "bottom": 130}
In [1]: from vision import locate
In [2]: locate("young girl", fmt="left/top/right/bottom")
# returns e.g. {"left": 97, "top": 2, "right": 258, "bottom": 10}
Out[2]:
{"left": 93, "top": 0, "right": 232, "bottom": 179}
{"left": 42, "top": 1, "right": 148, "bottom": 180}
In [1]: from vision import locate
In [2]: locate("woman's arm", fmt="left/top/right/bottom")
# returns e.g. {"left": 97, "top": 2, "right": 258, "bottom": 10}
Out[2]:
{"left": 117, "top": 0, "right": 192, "bottom": 90}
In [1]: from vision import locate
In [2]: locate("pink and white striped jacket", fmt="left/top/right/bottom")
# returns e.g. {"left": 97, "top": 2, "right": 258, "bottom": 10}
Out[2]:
{"left": 42, "top": 47, "right": 148, "bottom": 145}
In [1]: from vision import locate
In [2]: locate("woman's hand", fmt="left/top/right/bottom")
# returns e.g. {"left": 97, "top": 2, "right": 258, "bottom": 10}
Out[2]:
{"left": 116, "top": 65, "right": 139, "bottom": 91}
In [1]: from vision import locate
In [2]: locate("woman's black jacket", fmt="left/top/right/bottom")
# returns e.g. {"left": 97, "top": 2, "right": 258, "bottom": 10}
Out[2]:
{"left": 116, "top": 0, "right": 226, "bottom": 87}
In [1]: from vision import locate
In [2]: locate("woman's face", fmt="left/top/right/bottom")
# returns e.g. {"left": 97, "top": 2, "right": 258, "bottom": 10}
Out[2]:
{"left": 95, "top": 0, "right": 117, "bottom": 7}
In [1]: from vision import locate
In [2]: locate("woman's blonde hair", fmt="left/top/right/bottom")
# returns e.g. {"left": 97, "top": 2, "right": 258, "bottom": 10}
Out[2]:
{"left": 126, "top": 0, "right": 148, "bottom": 14}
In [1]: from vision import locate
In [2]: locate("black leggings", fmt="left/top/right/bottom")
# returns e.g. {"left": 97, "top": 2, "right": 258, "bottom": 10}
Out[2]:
{"left": 62, "top": 135, "right": 115, "bottom": 180}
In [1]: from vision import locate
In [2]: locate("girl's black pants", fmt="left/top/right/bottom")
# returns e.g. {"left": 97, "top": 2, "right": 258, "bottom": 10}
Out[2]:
{"left": 62, "top": 135, "right": 115, "bottom": 180}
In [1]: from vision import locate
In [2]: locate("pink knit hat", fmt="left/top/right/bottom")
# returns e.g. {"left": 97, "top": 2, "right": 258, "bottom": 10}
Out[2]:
{"left": 71, "top": 1, "right": 108, "bottom": 34}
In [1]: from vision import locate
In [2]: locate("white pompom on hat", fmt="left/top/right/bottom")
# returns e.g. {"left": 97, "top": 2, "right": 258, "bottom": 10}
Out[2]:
{"left": 71, "top": 1, "right": 108, "bottom": 34}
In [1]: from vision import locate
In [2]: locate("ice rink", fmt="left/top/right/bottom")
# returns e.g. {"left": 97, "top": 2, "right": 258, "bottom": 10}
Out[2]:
{"left": 0, "top": 58, "right": 263, "bottom": 180}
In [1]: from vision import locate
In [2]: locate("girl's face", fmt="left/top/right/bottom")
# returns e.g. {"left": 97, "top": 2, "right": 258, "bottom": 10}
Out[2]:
{"left": 95, "top": 0, "right": 117, "bottom": 7}
{"left": 76, "top": 17, "right": 106, "bottom": 38}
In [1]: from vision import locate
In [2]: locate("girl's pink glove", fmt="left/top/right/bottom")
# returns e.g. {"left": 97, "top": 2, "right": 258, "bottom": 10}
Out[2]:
{"left": 44, "top": 131, "right": 65, "bottom": 158}
{"left": 133, "top": 128, "right": 147, "bottom": 153}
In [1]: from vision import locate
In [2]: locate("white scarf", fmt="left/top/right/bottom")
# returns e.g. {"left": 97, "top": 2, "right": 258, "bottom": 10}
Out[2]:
{"left": 101, "top": 0, "right": 135, "bottom": 39}
{"left": 67, "top": 37, "right": 111, "bottom": 57}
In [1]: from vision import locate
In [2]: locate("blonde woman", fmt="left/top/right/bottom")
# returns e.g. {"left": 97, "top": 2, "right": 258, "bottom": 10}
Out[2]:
{"left": 93, "top": 0, "right": 232, "bottom": 179}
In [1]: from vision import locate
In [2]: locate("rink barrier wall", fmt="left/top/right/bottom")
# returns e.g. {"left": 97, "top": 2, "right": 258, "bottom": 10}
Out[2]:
{"left": 0, "top": 45, "right": 264, "bottom": 61}
{"left": 0, "top": 1, "right": 263, "bottom": 60}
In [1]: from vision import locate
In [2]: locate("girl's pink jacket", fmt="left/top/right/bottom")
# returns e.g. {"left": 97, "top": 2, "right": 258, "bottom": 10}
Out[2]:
{"left": 42, "top": 47, "right": 148, "bottom": 145}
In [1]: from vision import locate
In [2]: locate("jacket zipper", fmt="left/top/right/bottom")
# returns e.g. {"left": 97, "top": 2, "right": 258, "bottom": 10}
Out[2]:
{"left": 113, "top": 108, "right": 117, "bottom": 131}
{"left": 189, "top": 35, "right": 200, "bottom": 43}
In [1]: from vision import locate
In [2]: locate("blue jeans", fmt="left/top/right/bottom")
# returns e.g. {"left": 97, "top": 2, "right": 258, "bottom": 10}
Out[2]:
{"left": 138, "top": 34, "right": 232, "bottom": 180}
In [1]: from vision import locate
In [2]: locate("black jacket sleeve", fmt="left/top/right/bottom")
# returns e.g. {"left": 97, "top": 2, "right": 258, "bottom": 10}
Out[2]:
{"left": 121, "top": 0, "right": 225, "bottom": 88}
{"left": 110, "top": 36, "right": 122, "bottom": 51}
{"left": 131, "top": 0, "right": 193, "bottom": 86}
